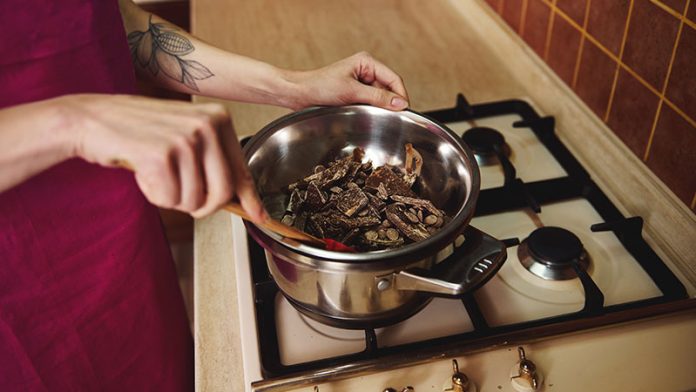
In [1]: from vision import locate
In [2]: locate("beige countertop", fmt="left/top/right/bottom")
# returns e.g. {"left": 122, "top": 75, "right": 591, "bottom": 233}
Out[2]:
{"left": 191, "top": 1, "right": 696, "bottom": 391}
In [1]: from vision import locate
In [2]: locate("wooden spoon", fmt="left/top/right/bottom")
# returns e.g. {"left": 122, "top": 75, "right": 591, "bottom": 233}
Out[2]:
{"left": 224, "top": 203, "right": 355, "bottom": 251}
{"left": 222, "top": 202, "right": 325, "bottom": 247}
{"left": 112, "top": 159, "right": 353, "bottom": 251}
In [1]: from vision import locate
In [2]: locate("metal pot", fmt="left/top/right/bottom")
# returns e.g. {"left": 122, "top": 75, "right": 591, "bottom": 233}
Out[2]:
{"left": 243, "top": 105, "right": 506, "bottom": 328}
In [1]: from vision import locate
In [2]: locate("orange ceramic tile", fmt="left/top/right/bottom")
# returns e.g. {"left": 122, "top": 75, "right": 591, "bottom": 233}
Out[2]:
{"left": 666, "top": 24, "right": 696, "bottom": 121}
{"left": 586, "top": 0, "right": 631, "bottom": 55}
{"left": 502, "top": 0, "right": 525, "bottom": 32}
{"left": 574, "top": 40, "right": 617, "bottom": 118}
{"left": 607, "top": 69, "right": 660, "bottom": 158}
{"left": 546, "top": 10, "right": 583, "bottom": 85}
{"left": 556, "top": 0, "right": 587, "bottom": 25}
{"left": 622, "top": 0, "right": 680, "bottom": 90}
{"left": 522, "top": 0, "right": 552, "bottom": 57}
{"left": 646, "top": 105, "right": 696, "bottom": 205}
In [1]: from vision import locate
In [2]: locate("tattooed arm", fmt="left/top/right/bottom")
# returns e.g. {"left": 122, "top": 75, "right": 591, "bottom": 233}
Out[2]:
{"left": 117, "top": 0, "right": 409, "bottom": 110}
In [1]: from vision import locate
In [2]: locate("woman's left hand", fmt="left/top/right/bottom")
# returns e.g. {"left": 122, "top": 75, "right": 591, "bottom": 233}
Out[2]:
{"left": 286, "top": 52, "right": 409, "bottom": 111}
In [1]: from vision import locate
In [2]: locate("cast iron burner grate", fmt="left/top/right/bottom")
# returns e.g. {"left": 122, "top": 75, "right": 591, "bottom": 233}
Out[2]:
{"left": 243, "top": 94, "right": 691, "bottom": 379}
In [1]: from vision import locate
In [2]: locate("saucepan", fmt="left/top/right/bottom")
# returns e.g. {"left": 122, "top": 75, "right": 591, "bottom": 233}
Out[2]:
{"left": 242, "top": 105, "right": 506, "bottom": 328}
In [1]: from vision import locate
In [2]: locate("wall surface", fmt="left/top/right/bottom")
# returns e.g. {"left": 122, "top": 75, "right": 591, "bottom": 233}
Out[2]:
{"left": 485, "top": 0, "right": 695, "bottom": 212}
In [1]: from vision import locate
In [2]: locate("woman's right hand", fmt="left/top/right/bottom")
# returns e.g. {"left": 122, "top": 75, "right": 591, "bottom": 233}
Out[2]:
{"left": 63, "top": 94, "right": 267, "bottom": 221}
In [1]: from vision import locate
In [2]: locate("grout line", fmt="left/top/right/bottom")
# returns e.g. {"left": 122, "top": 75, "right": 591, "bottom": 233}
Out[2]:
{"left": 542, "top": 0, "right": 557, "bottom": 60}
{"left": 644, "top": 102, "right": 665, "bottom": 162}
{"left": 643, "top": 0, "right": 690, "bottom": 161}
{"left": 691, "top": 193, "right": 696, "bottom": 210}
{"left": 651, "top": 0, "right": 687, "bottom": 17}
{"left": 652, "top": 0, "right": 696, "bottom": 29}
{"left": 604, "top": 0, "right": 635, "bottom": 122}
{"left": 663, "top": 97, "right": 696, "bottom": 129}
{"left": 571, "top": 0, "right": 592, "bottom": 89}
{"left": 519, "top": 0, "right": 529, "bottom": 36}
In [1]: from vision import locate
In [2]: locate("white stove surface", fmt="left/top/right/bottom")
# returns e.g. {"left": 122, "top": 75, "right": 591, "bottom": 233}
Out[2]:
{"left": 445, "top": 114, "right": 567, "bottom": 190}
{"left": 232, "top": 108, "right": 691, "bottom": 391}
{"left": 472, "top": 198, "right": 661, "bottom": 326}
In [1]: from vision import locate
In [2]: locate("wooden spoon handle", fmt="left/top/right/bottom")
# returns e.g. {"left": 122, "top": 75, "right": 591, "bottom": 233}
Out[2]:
{"left": 113, "top": 159, "right": 325, "bottom": 247}
{"left": 222, "top": 202, "right": 325, "bottom": 247}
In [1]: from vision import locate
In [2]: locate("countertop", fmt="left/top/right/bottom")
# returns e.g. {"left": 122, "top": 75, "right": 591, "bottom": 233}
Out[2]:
{"left": 190, "top": 1, "right": 696, "bottom": 391}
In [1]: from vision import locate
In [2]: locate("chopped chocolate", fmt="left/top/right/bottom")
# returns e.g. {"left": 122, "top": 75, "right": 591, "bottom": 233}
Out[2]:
{"left": 385, "top": 204, "right": 431, "bottom": 242}
{"left": 279, "top": 145, "right": 451, "bottom": 251}
{"left": 281, "top": 214, "right": 295, "bottom": 226}
{"left": 386, "top": 228, "right": 400, "bottom": 241}
{"left": 365, "top": 166, "right": 416, "bottom": 197}
{"left": 305, "top": 181, "right": 327, "bottom": 208}
{"left": 336, "top": 188, "right": 369, "bottom": 217}
{"left": 390, "top": 194, "right": 445, "bottom": 217}
{"left": 424, "top": 214, "right": 438, "bottom": 225}
{"left": 286, "top": 188, "right": 304, "bottom": 213}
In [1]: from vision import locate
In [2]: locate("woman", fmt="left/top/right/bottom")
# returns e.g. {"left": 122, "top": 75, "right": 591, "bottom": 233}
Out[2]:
{"left": 0, "top": 0, "right": 409, "bottom": 389}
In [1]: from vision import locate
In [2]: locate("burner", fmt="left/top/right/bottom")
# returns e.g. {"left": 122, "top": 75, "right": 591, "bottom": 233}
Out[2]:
{"left": 462, "top": 127, "right": 510, "bottom": 166}
{"left": 517, "top": 226, "right": 590, "bottom": 281}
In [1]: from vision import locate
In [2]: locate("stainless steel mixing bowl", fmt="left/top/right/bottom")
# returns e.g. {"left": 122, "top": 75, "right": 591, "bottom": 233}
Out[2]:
{"left": 242, "top": 105, "right": 506, "bottom": 328}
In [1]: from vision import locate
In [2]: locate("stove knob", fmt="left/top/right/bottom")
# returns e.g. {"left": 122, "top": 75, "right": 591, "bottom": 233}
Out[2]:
{"left": 444, "top": 359, "right": 477, "bottom": 392}
{"left": 510, "top": 347, "right": 543, "bottom": 391}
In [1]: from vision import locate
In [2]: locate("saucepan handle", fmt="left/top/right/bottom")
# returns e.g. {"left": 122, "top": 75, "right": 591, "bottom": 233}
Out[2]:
{"left": 394, "top": 226, "right": 507, "bottom": 297}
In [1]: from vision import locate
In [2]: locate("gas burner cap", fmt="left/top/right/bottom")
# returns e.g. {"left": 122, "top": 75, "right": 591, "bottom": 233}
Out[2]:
{"left": 462, "top": 127, "right": 510, "bottom": 166}
{"left": 517, "top": 226, "right": 590, "bottom": 281}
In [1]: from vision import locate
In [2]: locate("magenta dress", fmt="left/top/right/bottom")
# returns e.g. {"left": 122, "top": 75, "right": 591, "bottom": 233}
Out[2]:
{"left": 0, "top": 1, "right": 193, "bottom": 390}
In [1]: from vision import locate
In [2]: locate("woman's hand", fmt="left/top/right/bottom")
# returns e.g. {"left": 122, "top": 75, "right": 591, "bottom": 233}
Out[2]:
{"left": 286, "top": 52, "right": 410, "bottom": 111}
{"left": 64, "top": 94, "right": 266, "bottom": 221}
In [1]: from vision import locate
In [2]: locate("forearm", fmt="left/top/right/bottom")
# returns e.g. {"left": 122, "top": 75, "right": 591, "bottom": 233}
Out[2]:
{"left": 119, "top": 0, "right": 305, "bottom": 108}
{"left": 0, "top": 98, "right": 74, "bottom": 193}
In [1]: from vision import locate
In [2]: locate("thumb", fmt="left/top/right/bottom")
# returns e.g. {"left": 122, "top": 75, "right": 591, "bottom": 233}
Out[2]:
{"left": 352, "top": 83, "right": 409, "bottom": 111}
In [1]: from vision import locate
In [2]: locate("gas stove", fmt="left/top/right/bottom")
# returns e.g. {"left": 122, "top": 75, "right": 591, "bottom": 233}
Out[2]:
{"left": 232, "top": 95, "right": 696, "bottom": 392}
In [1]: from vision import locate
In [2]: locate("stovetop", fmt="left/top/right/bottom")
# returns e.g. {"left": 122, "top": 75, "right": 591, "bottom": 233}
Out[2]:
{"left": 234, "top": 95, "right": 693, "bottom": 389}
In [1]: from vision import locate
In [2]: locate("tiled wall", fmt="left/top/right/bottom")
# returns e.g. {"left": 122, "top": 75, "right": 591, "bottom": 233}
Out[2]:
{"left": 485, "top": 0, "right": 695, "bottom": 211}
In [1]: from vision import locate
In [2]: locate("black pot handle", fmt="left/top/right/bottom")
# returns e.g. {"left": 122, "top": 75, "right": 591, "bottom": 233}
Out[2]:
{"left": 394, "top": 226, "right": 507, "bottom": 298}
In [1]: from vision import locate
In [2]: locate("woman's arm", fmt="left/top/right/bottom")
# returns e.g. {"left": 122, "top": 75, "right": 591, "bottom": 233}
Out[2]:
{"left": 0, "top": 98, "right": 74, "bottom": 193}
{"left": 117, "top": 0, "right": 409, "bottom": 110}
{"left": 0, "top": 95, "right": 266, "bottom": 221}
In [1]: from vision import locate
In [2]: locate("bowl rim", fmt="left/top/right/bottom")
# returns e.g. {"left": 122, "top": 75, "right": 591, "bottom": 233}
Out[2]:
{"left": 242, "top": 104, "right": 481, "bottom": 262}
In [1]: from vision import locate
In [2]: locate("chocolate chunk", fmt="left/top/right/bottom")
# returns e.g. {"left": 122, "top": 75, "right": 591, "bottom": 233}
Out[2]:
{"left": 385, "top": 204, "right": 431, "bottom": 242}
{"left": 424, "top": 214, "right": 438, "bottom": 225}
{"left": 365, "top": 166, "right": 416, "bottom": 197}
{"left": 336, "top": 188, "right": 369, "bottom": 217}
{"left": 305, "top": 181, "right": 327, "bottom": 208}
{"left": 390, "top": 195, "right": 445, "bottom": 217}
{"left": 281, "top": 214, "right": 295, "bottom": 226}
{"left": 286, "top": 188, "right": 304, "bottom": 213}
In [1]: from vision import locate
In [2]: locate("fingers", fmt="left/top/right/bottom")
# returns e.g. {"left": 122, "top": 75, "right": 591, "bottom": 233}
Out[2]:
{"left": 190, "top": 121, "right": 233, "bottom": 218}
{"left": 217, "top": 117, "right": 269, "bottom": 224}
{"left": 174, "top": 130, "right": 206, "bottom": 212}
{"left": 363, "top": 54, "right": 409, "bottom": 101}
{"left": 133, "top": 147, "right": 180, "bottom": 209}
{"left": 350, "top": 80, "right": 409, "bottom": 111}
{"left": 349, "top": 52, "right": 409, "bottom": 111}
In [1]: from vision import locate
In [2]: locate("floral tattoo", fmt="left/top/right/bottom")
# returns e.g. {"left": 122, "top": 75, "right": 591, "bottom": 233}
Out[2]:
{"left": 127, "top": 15, "right": 214, "bottom": 91}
